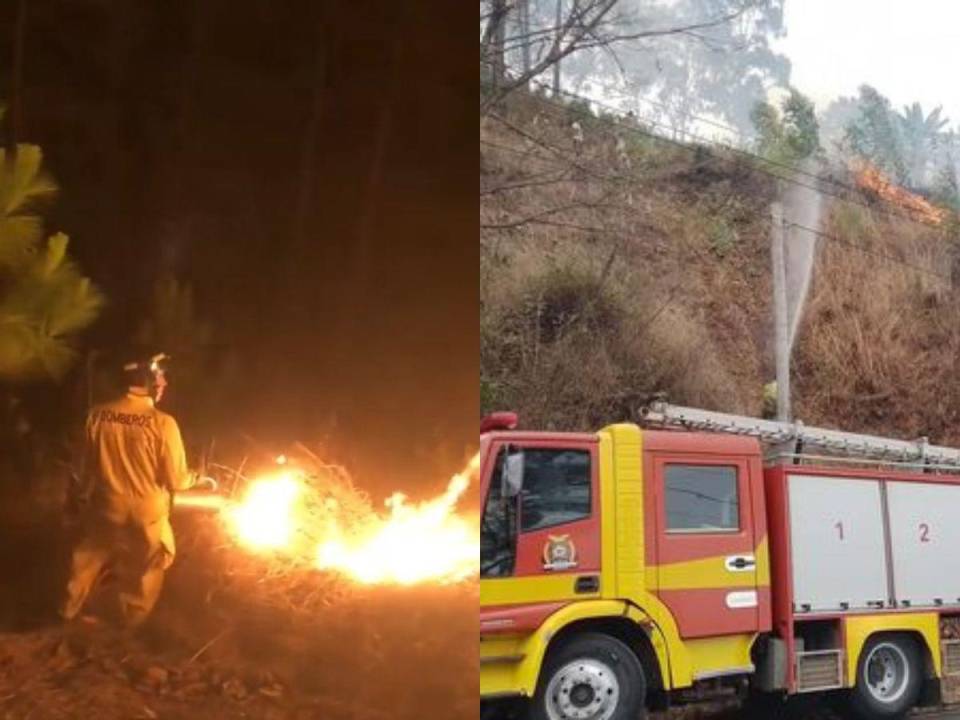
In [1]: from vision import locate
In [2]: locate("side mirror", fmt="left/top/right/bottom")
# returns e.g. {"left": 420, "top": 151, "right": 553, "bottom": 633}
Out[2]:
{"left": 503, "top": 450, "right": 524, "bottom": 498}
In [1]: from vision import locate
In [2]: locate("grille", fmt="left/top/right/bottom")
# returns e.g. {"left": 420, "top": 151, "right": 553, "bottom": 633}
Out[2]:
{"left": 796, "top": 650, "right": 844, "bottom": 693}
{"left": 943, "top": 677, "right": 960, "bottom": 706}
{"left": 943, "top": 640, "right": 960, "bottom": 676}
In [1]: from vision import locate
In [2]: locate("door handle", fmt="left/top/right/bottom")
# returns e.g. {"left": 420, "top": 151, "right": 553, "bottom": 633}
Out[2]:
{"left": 574, "top": 575, "right": 600, "bottom": 594}
{"left": 725, "top": 555, "right": 756, "bottom": 572}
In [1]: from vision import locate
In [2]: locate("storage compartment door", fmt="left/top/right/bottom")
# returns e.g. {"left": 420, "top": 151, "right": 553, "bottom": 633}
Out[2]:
{"left": 887, "top": 481, "right": 960, "bottom": 608}
{"left": 788, "top": 475, "right": 888, "bottom": 612}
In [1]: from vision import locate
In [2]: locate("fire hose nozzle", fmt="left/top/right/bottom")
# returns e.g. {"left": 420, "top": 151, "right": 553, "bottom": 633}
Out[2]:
{"left": 173, "top": 488, "right": 226, "bottom": 512}
{"left": 195, "top": 475, "right": 219, "bottom": 492}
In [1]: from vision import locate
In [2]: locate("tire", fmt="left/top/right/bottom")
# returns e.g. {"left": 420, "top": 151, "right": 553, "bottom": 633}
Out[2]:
{"left": 530, "top": 633, "right": 646, "bottom": 720}
{"left": 848, "top": 635, "right": 923, "bottom": 720}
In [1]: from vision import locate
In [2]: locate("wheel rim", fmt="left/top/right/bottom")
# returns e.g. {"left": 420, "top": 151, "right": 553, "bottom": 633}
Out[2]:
{"left": 863, "top": 642, "right": 910, "bottom": 705}
{"left": 544, "top": 657, "right": 621, "bottom": 720}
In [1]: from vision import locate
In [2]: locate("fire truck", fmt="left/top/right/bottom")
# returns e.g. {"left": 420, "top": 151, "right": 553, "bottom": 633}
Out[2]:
{"left": 480, "top": 403, "right": 960, "bottom": 720}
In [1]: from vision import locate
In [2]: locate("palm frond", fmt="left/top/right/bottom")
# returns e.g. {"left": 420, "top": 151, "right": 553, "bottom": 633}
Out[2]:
{"left": 0, "top": 146, "right": 103, "bottom": 383}
{"left": 0, "top": 145, "right": 58, "bottom": 217}
{"left": 0, "top": 214, "right": 43, "bottom": 269}
{"left": 0, "top": 316, "right": 73, "bottom": 380}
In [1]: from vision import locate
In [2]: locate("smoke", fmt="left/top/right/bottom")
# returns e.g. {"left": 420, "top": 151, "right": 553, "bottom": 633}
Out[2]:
{"left": 781, "top": 161, "right": 822, "bottom": 352}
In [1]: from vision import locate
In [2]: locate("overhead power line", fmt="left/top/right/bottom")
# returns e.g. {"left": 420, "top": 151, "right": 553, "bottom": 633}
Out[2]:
{"left": 480, "top": 136, "right": 951, "bottom": 281}
{"left": 527, "top": 84, "right": 933, "bottom": 227}
{"left": 539, "top": 79, "right": 881, "bottom": 207}
{"left": 484, "top": 61, "right": 841, "bottom": 190}
{"left": 481, "top": 62, "right": 952, "bottom": 229}
{"left": 784, "top": 221, "right": 948, "bottom": 281}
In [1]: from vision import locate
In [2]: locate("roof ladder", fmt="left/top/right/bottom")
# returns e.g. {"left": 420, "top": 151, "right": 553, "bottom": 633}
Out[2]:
{"left": 639, "top": 401, "right": 960, "bottom": 470}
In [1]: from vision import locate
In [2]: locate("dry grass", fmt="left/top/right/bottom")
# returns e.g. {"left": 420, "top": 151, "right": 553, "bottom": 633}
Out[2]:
{"left": 481, "top": 95, "right": 776, "bottom": 430}
{"left": 481, "top": 253, "right": 743, "bottom": 430}
{"left": 483, "top": 92, "right": 960, "bottom": 444}
{"left": 793, "top": 204, "right": 960, "bottom": 442}
{"left": 156, "top": 450, "right": 479, "bottom": 716}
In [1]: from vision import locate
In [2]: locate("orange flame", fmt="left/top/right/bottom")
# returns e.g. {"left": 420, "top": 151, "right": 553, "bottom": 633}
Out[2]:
{"left": 224, "top": 471, "right": 302, "bottom": 550}
{"left": 219, "top": 454, "right": 480, "bottom": 585}
{"left": 315, "top": 455, "right": 480, "bottom": 584}
{"left": 854, "top": 162, "right": 946, "bottom": 226}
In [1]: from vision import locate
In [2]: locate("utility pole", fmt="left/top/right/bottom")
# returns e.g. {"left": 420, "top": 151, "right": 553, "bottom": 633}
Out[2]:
{"left": 771, "top": 201, "right": 791, "bottom": 422}
{"left": 492, "top": 0, "right": 507, "bottom": 93}
{"left": 552, "top": 0, "right": 562, "bottom": 95}
{"left": 519, "top": 0, "right": 531, "bottom": 76}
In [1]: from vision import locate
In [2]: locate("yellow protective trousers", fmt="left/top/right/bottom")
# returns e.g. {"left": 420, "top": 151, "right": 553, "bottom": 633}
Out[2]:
{"left": 61, "top": 491, "right": 175, "bottom": 626}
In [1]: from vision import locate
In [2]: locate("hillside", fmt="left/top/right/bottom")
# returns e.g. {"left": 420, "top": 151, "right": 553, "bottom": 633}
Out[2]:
{"left": 481, "top": 90, "right": 960, "bottom": 444}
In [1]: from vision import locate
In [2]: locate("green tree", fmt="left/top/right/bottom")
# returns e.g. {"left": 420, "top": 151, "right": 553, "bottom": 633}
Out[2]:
{"left": 818, "top": 95, "right": 861, "bottom": 154}
{"left": 597, "top": 0, "right": 791, "bottom": 139}
{"left": 482, "top": 0, "right": 785, "bottom": 125}
{"left": 843, "top": 85, "right": 906, "bottom": 182}
{"left": 896, "top": 102, "right": 950, "bottom": 189}
{"left": 751, "top": 88, "right": 819, "bottom": 166}
{"left": 932, "top": 148, "right": 960, "bottom": 212}
{"left": 0, "top": 144, "right": 103, "bottom": 380}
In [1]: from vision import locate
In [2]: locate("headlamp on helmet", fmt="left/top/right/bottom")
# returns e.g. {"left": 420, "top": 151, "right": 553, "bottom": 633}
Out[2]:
{"left": 124, "top": 353, "right": 168, "bottom": 374}
{"left": 123, "top": 353, "right": 169, "bottom": 400}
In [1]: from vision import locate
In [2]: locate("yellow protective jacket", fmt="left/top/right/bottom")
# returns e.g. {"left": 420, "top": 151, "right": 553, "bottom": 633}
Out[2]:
{"left": 81, "top": 392, "right": 196, "bottom": 558}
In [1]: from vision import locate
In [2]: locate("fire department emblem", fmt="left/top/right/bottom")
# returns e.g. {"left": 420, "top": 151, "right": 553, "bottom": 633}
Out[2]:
{"left": 542, "top": 534, "right": 578, "bottom": 571}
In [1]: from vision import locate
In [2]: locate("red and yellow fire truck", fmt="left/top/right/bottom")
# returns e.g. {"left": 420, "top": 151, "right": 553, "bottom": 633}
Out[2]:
{"left": 480, "top": 403, "right": 960, "bottom": 720}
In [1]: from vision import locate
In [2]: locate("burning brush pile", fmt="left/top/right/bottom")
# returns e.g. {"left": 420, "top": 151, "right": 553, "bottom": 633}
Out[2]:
{"left": 174, "top": 449, "right": 480, "bottom": 614}
{"left": 161, "top": 450, "right": 481, "bottom": 716}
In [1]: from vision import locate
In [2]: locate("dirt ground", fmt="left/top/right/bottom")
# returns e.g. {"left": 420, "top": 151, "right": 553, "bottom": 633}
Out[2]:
{"left": 0, "top": 486, "right": 477, "bottom": 720}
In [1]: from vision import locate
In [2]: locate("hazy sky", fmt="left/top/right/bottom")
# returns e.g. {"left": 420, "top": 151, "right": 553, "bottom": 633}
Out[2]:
{"left": 777, "top": 1, "right": 960, "bottom": 122}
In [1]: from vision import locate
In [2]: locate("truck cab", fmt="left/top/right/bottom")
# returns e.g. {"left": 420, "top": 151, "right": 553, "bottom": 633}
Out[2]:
{"left": 480, "top": 416, "right": 769, "bottom": 719}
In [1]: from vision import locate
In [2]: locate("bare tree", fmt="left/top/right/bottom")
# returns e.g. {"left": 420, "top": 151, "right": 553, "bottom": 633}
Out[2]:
{"left": 480, "top": 0, "right": 753, "bottom": 115}
{"left": 481, "top": 0, "right": 510, "bottom": 93}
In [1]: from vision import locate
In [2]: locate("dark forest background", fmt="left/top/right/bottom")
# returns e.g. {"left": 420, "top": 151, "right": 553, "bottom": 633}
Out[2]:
{"left": 0, "top": 0, "right": 476, "bottom": 494}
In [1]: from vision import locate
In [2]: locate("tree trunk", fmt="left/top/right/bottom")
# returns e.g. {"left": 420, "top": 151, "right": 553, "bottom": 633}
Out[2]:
{"left": 350, "top": 32, "right": 399, "bottom": 309}
{"left": 293, "top": 15, "right": 327, "bottom": 250}
{"left": 158, "top": 0, "right": 208, "bottom": 275}
{"left": 6, "top": 0, "right": 27, "bottom": 157}
{"left": 518, "top": 0, "right": 531, "bottom": 75}
{"left": 491, "top": 0, "right": 508, "bottom": 92}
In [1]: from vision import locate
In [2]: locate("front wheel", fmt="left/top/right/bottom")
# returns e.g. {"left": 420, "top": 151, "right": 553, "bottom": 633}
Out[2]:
{"left": 530, "top": 633, "right": 646, "bottom": 720}
{"left": 848, "top": 635, "right": 922, "bottom": 719}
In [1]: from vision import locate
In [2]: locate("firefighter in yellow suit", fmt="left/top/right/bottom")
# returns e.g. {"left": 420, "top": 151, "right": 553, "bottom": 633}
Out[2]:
{"left": 60, "top": 353, "right": 213, "bottom": 626}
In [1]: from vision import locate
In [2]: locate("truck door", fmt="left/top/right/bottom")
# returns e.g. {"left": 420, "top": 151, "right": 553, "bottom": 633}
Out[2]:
{"left": 651, "top": 454, "right": 761, "bottom": 639}
{"left": 480, "top": 438, "right": 601, "bottom": 631}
